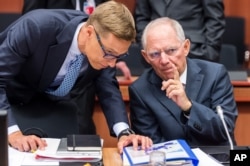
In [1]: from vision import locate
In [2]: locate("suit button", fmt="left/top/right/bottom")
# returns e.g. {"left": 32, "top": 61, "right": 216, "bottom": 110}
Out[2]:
{"left": 193, "top": 123, "right": 202, "bottom": 131}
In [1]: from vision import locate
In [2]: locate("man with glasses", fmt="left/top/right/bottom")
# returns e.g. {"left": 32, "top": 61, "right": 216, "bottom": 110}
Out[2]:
{"left": 129, "top": 17, "right": 238, "bottom": 146}
{"left": 0, "top": 1, "right": 152, "bottom": 153}
{"left": 22, "top": 0, "right": 133, "bottom": 80}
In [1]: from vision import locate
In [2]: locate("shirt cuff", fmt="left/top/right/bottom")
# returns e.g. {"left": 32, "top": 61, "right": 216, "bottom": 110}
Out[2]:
{"left": 8, "top": 125, "right": 20, "bottom": 135}
{"left": 113, "top": 122, "right": 129, "bottom": 137}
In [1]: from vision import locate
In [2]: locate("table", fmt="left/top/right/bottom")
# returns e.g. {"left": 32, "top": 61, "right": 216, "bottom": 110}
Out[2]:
{"left": 93, "top": 76, "right": 250, "bottom": 147}
{"left": 102, "top": 148, "right": 122, "bottom": 166}
{"left": 8, "top": 139, "right": 121, "bottom": 166}
{"left": 103, "top": 146, "right": 250, "bottom": 166}
{"left": 231, "top": 78, "right": 250, "bottom": 145}
{"left": 8, "top": 146, "right": 250, "bottom": 166}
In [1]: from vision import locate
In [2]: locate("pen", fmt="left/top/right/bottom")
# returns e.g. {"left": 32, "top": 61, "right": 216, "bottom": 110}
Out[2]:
{"left": 30, "top": 149, "right": 36, "bottom": 153}
{"left": 136, "top": 142, "right": 176, "bottom": 155}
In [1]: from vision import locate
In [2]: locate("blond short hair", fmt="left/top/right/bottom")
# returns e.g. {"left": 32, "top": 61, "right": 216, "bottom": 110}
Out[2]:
{"left": 86, "top": 1, "right": 136, "bottom": 42}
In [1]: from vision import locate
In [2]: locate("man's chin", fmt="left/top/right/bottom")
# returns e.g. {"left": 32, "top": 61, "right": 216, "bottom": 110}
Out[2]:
{"left": 93, "top": 64, "right": 107, "bottom": 70}
{"left": 161, "top": 73, "right": 174, "bottom": 80}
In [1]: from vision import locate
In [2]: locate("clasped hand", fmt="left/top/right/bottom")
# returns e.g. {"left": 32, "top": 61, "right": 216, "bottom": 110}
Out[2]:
{"left": 161, "top": 65, "right": 192, "bottom": 111}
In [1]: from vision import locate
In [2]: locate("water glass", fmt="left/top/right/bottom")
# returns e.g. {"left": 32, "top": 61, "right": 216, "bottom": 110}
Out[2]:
{"left": 149, "top": 151, "right": 166, "bottom": 166}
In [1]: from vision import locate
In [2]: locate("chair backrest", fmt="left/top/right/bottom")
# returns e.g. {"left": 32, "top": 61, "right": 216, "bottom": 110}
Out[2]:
{"left": 219, "top": 44, "right": 238, "bottom": 70}
{"left": 0, "top": 13, "right": 21, "bottom": 32}
{"left": 222, "top": 16, "right": 246, "bottom": 65}
{"left": 0, "top": 110, "right": 8, "bottom": 166}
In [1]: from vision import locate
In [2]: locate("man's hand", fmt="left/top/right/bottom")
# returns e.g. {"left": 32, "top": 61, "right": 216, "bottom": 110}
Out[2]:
{"left": 161, "top": 65, "right": 192, "bottom": 111}
{"left": 117, "top": 134, "right": 152, "bottom": 154}
{"left": 8, "top": 131, "right": 47, "bottom": 152}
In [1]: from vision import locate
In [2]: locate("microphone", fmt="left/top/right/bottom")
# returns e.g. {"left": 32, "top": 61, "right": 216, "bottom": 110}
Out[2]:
{"left": 216, "top": 105, "right": 234, "bottom": 150}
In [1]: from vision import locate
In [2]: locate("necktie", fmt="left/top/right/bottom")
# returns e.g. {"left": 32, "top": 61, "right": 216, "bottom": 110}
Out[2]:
{"left": 47, "top": 54, "right": 84, "bottom": 97}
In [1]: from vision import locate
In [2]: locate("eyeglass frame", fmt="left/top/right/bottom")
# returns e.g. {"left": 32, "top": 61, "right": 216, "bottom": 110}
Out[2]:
{"left": 146, "top": 41, "right": 184, "bottom": 60}
{"left": 93, "top": 26, "right": 129, "bottom": 60}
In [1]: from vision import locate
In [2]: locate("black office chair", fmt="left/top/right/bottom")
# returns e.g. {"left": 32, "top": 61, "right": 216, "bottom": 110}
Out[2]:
{"left": 222, "top": 16, "right": 247, "bottom": 65}
{"left": 11, "top": 101, "right": 79, "bottom": 138}
{"left": 0, "top": 13, "right": 21, "bottom": 32}
{"left": 0, "top": 111, "right": 8, "bottom": 166}
{"left": 219, "top": 44, "right": 239, "bottom": 70}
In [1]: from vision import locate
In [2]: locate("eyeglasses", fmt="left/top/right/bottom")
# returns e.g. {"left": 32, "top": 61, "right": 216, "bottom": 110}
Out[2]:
{"left": 93, "top": 27, "right": 128, "bottom": 60}
{"left": 147, "top": 43, "right": 183, "bottom": 60}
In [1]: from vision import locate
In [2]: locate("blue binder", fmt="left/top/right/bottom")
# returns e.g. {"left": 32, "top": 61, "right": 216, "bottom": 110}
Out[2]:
{"left": 123, "top": 139, "right": 199, "bottom": 166}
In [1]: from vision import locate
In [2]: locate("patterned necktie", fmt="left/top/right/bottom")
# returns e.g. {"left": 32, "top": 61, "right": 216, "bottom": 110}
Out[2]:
{"left": 47, "top": 54, "right": 84, "bottom": 97}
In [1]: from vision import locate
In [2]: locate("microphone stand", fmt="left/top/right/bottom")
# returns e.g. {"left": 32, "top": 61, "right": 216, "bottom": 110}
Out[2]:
{"left": 216, "top": 105, "right": 234, "bottom": 150}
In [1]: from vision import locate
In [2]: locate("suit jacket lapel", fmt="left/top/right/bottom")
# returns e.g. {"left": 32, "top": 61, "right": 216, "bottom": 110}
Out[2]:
{"left": 38, "top": 16, "right": 86, "bottom": 90}
{"left": 38, "top": 43, "right": 71, "bottom": 91}
{"left": 149, "top": 72, "right": 182, "bottom": 123}
{"left": 185, "top": 59, "right": 204, "bottom": 101}
{"left": 164, "top": 0, "right": 172, "bottom": 6}
{"left": 154, "top": 0, "right": 172, "bottom": 16}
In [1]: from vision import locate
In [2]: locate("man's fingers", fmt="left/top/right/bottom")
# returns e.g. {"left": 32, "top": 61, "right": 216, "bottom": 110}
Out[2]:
{"left": 172, "top": 64, "right": 180, "bottom": 81}
{"left": 9, "top": 133, "right": 47, "bottom": 152}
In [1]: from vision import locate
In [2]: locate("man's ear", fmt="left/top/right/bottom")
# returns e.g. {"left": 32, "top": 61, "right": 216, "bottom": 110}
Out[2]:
{"left": 183, "top": 39, "right": 191, "bottom": 57}
{"left": 141, "top": 50, "right": 150, "bottom": 64}
{"left": 84, "top": 24, "right": 95, "bottom": 38}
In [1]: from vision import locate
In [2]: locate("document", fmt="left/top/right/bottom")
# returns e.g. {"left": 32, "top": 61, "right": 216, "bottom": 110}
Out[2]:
{"left": 8, "top": 142, "right": 59, "bottom": 166}
{"left": 123, "top": 147, "right": 223, "bottom": 166}
{"left": 192, "top": 148, "right": 223, "bottom": 166}
{"left": 35, "top": 138, "right": 102, "bottom": 162}
{"left": 8, "top": 138, "right": 103, "bottom": 166}
{"left": 123, "top": 139, "right": 199, "bottom": 166}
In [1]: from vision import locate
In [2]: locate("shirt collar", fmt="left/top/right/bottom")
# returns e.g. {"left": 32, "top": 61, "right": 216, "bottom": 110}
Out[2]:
{"left": 71, "top": 22, "right": 85, "bottom": 56}
{"left": 180, "top": 64, "right": 187, "bottom": 85}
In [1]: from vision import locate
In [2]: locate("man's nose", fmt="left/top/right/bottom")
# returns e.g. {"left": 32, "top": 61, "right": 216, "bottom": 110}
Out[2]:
{"left": 107, "top": 59, "right": 117, "bottom": 68}
{"left": 160, "top": 52, "right": 170, "bottom": 63}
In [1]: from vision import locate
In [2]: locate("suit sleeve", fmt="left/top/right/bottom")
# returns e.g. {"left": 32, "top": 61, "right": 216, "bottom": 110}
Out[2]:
{"left": 0, "top": 14, "right": 43, "bottom": 127}
{"left": 134, "top": 0, "right": 151, "bottom": 44}
{"left": 187, "top": 65, "right": 237, "bottom": 144}
{"left": 95, "top": 68, "right": 129, "bottom": 136}
{"left": 129, "top": 84, "right": 165, "bottom": 143}
{"left": 202, "top": 0, "right": 225, "bottom": 61}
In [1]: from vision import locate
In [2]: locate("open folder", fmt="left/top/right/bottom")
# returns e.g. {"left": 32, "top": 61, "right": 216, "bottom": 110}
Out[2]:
{"left": 123, "top": 139, "right": 199, "bottom": 166}
{"left": 123, "top": 146, "right": 223, "bottom": 166}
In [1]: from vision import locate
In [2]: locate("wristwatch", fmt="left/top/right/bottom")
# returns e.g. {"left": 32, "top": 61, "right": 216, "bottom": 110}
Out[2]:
{"left": 118, "top": 128, "right": 135, "bottom": 139}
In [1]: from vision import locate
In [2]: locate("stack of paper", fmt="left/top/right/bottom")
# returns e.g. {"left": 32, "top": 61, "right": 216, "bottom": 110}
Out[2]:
{"left": 34, "top": 137, "right": 102, "bottom": 163}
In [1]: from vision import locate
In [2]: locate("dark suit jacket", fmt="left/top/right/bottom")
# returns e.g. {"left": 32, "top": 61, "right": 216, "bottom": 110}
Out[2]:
{"left": 135, "top": 0, "right": 225, "bottom": 62}
{"left": 129, "top": 58, "right": 238, "bottom": 146}
{"left": 0, "top": 9, "right": 128, "bottom": 137}
{"left": 22, "top": 0, "right": 107, "bottom": 14}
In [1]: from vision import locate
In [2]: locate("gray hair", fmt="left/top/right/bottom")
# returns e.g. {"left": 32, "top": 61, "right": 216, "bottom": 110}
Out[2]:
{"left": 141, "top": 17, "right": 186, "bottom": 49}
